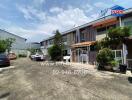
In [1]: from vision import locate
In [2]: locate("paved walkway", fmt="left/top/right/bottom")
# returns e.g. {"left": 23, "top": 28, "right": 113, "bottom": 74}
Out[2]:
{"left": 0, "top": 58, "right": 132, "bottom": 100}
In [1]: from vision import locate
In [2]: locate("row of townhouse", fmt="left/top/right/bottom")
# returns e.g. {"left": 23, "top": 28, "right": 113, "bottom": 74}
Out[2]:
{"left": 40, "top": 8, "right": 132, "bottom": 68}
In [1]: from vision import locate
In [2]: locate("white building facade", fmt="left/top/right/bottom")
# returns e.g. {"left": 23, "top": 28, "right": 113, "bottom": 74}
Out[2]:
{"left": 0, "top": 29, "right": 27, "bottom": 55}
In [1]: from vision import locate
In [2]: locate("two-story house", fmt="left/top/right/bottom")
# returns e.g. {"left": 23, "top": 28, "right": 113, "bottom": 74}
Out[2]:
{"left": 40, "top": 8, "right": 132, "bottom": 67}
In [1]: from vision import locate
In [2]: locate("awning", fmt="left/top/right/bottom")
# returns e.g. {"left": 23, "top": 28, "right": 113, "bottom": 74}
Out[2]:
{"left": 92, "top": 18, "right": 118, "bottom": 28}
{"left": 71, "top": 41, "right": 96, "bottom": 48}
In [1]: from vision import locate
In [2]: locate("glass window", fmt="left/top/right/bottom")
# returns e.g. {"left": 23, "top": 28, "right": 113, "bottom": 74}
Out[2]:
{"left": 90, "top": 45, "right": 96, "bottom": 51}
{"left": 116, "top": 51, "right": 122, "bottom": 58}
{"left": 97, "top": 27, "right": 106, "bottom": 32}
{"left": 124, "top": 21, "right": 132, "bottom": 34}
{"left": 62, "top": 36, "right": 67, "bottom": 42}
{"left": 112, "top": 50, "right": 123, "bottom": 64}
{"left": 80, "top": 33, "right": 85, "bottom": 41}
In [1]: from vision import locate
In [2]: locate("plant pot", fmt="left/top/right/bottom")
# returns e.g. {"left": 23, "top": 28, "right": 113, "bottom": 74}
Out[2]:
{"left": 113, "top": 66, "right": 119, "bottom": 71}
{"left": 119, "top": 64, "right": 127, "bottom": 74}
{"left": 104, "top": 65, "right": 112, "bottom": 70}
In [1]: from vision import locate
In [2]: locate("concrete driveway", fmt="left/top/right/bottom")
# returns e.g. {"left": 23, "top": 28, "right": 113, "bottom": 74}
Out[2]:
{"left": 0, "top": 58, "right": 132, "bottom": 100}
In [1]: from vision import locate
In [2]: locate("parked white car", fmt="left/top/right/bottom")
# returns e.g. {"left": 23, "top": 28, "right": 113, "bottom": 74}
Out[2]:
{"left": 63, "top": 56, "right": 70, "bottom": 62}
{"left": 30, "top": 53, "right": 45, "bottom": 61}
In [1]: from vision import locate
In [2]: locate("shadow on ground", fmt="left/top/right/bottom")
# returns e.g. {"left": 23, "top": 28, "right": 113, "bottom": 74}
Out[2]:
{"left": 128, "top": 77, "right": 132, "bottom": 83}
{"left": 0, "top": 92, "right": 10, "bottom": 99}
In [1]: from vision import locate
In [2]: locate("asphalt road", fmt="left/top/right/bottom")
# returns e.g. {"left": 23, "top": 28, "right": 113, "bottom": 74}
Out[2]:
{"left": 0, "top": 58, "right": 132, "bottom": 100}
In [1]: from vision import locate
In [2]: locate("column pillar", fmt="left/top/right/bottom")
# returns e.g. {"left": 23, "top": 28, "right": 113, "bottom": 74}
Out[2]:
{"left": 87, "top": 46, "right": 90, "bottom": 64}
{"left": 123, "top": 43, "right": 127, "bottom": 64}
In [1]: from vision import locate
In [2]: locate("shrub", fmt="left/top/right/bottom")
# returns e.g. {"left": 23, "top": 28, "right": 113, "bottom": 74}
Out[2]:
{"left": 109, "top": 60, "right": 118, "bottom": 68}
{"left": 96, "top": 48, "right": 114, "bottom": 68}
{"left": 108, "top": 27, "right": 131, "bottom": 39}
{"left": 48, "top": 45, "right": 62, "bottom": 61}
{"left": 18, "top": 54, "right": 27, "bottom": 58}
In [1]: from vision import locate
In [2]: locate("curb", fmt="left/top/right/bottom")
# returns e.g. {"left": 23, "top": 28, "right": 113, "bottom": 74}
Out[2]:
{"left": 0, "top": 66, "right": 15, "bottom": 73}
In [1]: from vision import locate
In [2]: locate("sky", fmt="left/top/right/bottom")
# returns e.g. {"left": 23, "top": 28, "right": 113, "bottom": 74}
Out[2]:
{"left": 0, "top": 0, "right": 132, "bottom": 42}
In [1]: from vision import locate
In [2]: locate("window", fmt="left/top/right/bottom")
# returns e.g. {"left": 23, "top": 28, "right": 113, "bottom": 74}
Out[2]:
{"left": 49, "top": 39, "right": 53, "bottom": 45}
{"left": 90, "top": 45, "right": 96, "bottom": 51}
{"left": 124, "top": 21, "right": 132, "bottom": 34}
{"left": 112, "top": 50, "right": 123, "bottom": 64}
{"left": 62, "top": 36, "right": 67, "bottom": 42}
{"left": 97, "top": 24, "right": 116, "bottom": 35}
{"left": 107, "top": 24, "right": 116, "bottom": 29}
{"left": 80, "top": 32, "right": 85, "bottom": 42}
{"left": 97, "top": 27, "right": 106, "bottom": 33}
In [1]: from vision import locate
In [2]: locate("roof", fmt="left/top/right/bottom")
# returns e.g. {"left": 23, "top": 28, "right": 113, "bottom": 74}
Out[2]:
{"left": 111, "top": 5, "right": 125, "bottom": 10}
{"left": 92, "top": 17, "right": 118, "bottom": 27}
{"left": 0, "top": 29, "right": 27, "bottom": 41}
{"left": 41, "top": 8, "right": 132, "bottom": 42}
{"left": 71, "top": 41, "right": 96, "bottom": 48}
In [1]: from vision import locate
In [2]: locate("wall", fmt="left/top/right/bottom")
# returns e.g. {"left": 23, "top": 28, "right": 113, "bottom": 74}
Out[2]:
{"left": 26, "top": 43, "right": 40, "bottom": 49}
{"left": 0, "top": 30, "right": 26, "bottom": 50}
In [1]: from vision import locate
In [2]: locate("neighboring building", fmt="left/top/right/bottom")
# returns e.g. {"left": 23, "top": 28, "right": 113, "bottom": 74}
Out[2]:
{"left": 26, "top": 42, "right": 40, "bottom": 49}
{"left": 0, "top": 29, "right": 27, "bottom": 55}
{"left": 40, "top": 8, "right": 132, "bottom": 67}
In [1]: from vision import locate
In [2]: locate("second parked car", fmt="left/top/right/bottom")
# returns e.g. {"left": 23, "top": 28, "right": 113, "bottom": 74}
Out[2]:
{"left": 8, "top": 53, "right": 17, "bottom": 60}
{"left": 30, "top": 53, "right": 45, "bottom": 61}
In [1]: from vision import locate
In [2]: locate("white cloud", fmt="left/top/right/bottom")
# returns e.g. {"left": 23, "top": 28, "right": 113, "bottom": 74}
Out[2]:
{"left": 94, "top": 2, "right": 110, "bottom": 8}
{"left": 33, "top": 0, "right": 46, "bottom": 8}
{"left": 17, "top": 5, "right": 46, "bottom": 21}
{"left": 6, "top": 26, "right": 50, "bottom": 42}
{"left": 18, "top": 6, "right": 33, "bottom": 20}
{"left": 14, "top": 5, "right": 99, "bottom": 42}
{"left": 50, "top": 7, "right": 63, "bottom": 13}
{"left": 83, "top": 4, "right": 93, "bottom": 13}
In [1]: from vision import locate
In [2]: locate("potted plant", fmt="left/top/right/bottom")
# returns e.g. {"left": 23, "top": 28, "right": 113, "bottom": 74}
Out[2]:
{"left": 96, "top": 48, "right": 114, "bottom": 71}
{"left": 109, "top": 60, "right": 119, "bottom": 71}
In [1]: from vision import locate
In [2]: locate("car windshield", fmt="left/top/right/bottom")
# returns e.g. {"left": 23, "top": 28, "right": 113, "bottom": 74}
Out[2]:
{"left": 0, "top": 54, "right": 7, "bottom": 58}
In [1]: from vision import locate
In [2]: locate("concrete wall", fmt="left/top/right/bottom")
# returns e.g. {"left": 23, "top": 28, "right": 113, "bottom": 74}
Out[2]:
{"left": 26, "top": 43, "right": 40, "bottom": 49}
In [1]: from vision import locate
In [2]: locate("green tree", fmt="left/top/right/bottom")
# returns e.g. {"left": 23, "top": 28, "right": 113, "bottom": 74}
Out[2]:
{"left": 53, "top": 30, "right": 63, "bottom": 47}
{"left": 48, "top": 30, "right": 63, "bottom": 61}
{"left": 6, "top": 38, "right": 16, "bottom": 53}
{"left": 97, "top": 26, "right": 131, "bottom": 49}
{"left": 48, "top": 45, "right": 62, "bottom": 61}
{"left": 0, "top": 38, "right": 15, "bottom": 53}
{"left": 0, "top": 40, "right": 7, "bottom": 53}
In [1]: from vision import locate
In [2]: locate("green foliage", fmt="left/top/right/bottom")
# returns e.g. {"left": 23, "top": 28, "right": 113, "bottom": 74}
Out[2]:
{"left": 54, "top": 30, "right": 63, "bottom": 47}
{"left": 0, "top": 38, "right": 15, "bottom": 53}
{"left": 48, "top": 45, "right": 62, "bottom": 61}
{"left": 96, "top": 48, "right": 114, "bottom": 66}
{"left": 97, "top": 27, "right": 131, "bottom": 50}
{"left": 97, "top": 37, "right": 110, "bottom": 49}
{"left": 108, "top": 26, "right": 131, "bottom": 39}
{"left": 109, "top": 60, "right": 118, "bottom": 68}
{"left": 18, "top": 54, "right": 27, "bottom": 58}
{"left": 48, "top": 30, "right": 64, "bottom": 61}
{"left": 122, "top": 26, "right": 131, "bottom": 37}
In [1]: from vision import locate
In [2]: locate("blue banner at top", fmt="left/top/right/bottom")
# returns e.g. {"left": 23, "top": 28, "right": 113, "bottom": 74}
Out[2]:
{"left": 110, "top": 5, "right": 125, "bottom": 17}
